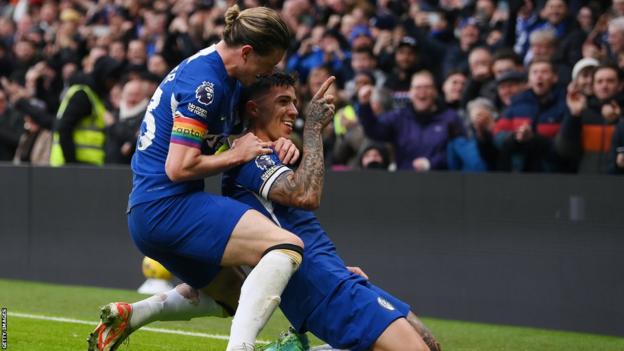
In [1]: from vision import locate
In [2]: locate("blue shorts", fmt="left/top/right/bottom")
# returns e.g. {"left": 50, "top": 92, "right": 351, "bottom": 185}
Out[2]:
{"left": 127, "top": 191, "right": 251, "bottom": 289}
{"left": 304, "top": 279, "right": 410, "bottom": 351}
{"left": 279, "top": 231, "right": 410, "bottom": 351}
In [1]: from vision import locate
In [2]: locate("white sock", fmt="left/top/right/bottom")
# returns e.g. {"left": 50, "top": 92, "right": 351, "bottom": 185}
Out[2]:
{"left": 130, "top": 287, "right": 226, "bottom": 329}
{"left": 225, "top": 249, "right": 302, "bottom": 351}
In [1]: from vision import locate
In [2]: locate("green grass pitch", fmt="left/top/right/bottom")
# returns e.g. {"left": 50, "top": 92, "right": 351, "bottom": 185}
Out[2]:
{"left": 1, "top": 278, "right": 623, "bottom": 351}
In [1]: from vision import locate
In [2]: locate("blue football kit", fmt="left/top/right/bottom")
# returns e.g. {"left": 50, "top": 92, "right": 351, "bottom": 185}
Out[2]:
{"left": 126, "top": 44, "right": 410, "bottom": 350}
{"left": 222, "top": 152, "right": 411, "bottom": 351}
{"left": 127, "top": 45, "right": 251, "bottom": 288}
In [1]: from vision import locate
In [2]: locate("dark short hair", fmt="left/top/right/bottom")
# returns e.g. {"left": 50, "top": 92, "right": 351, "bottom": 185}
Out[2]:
{"left": 528, "top": 59, "right": 555, "bottom": 72}
{"left": 352, "top": 47, "right": 375, "bottom": 58}
{"left": 241, "top": 71, "right": 297, "bottom": 103}
{"left": 492, "top": 48, "right": 523, "bottom": 66}
{"left": 594, "top": 63, "right": 622, "bottom": 81}
{"left": 356, "top": 70, "right": 376, "bottom": 85}
{"left": 445, "top": 68, "right": 468, "bottom": 81}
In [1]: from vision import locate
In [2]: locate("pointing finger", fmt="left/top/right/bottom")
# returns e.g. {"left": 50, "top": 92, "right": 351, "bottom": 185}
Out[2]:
{"left": 312, "top": 76, "right": 336, "bottom": 100}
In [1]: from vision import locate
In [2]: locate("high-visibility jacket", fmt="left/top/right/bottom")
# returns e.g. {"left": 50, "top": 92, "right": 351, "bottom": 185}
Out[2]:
{"left": 50, "top": 85, "right": 106, "bottom": 166}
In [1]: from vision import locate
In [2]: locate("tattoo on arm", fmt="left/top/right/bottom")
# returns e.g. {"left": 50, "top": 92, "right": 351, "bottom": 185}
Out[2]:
{"left": 269, "top": 102, "right": 329, "bottom": 210}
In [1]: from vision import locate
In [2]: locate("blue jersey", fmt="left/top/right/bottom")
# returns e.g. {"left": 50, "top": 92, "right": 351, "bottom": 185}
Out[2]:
{"left": 129, "top": 45, "right": 243, "bottom": 208}
{"left": 222, "top": 152, "right": 364, "bottom": 329}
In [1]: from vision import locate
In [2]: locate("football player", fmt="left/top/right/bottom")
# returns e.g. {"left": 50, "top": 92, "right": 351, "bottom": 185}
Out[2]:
{"left": 88, "top": 5, "right": 303, "bottom": 351}
{"left": 221, "top": 72, "right": 440, "bottom": 351}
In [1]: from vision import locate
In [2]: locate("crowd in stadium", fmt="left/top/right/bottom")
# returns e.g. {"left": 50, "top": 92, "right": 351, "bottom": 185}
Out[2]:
{"left": 0, "top": 0, "right": 623, "bottom": 174}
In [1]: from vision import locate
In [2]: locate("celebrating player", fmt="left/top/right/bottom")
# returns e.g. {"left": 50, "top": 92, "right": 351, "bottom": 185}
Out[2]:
{"left": 88, "top": 5, "right": 305, "bottom": 351}
{"left": 221, "top": 72, "right": 440, "bottom": 351}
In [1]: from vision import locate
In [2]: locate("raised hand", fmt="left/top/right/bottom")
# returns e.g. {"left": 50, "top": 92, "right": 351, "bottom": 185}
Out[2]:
{"left": 305, "top": 76, "right": 336, "bottom": 128}
{"left": 357, "top": 84, "right": 374, "bottom": 105}
{"left": 617, "top": 153, "right": 624, "bottom": 169}
{"left": 515, "top": 123, "right": 533, "bottom": 142}
{"left": 566, "top": 82, "right": 586, "bottom": 117}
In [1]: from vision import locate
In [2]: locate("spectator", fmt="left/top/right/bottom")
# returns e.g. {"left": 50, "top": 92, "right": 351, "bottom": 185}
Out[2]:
{"left": 12, "top": 39, "right": 38, "bottom": 82}
{"left": 287, "top": 29, "right": 349, "bottom": 84}
{"left": 570, "top": 57, "right": 599, "bottom": 97}
{"left": 126, "top": 39, "right": 147, "bottom": 73}
{"left": 474, "top": 0, "right": 500, "bottom": 35}
{"left": 343, "top": 47, "right": 386, "bottom": 100}
{"left": 556, "top": 6, "right": 596, "bottom": 73}
{"left": 358, "top": 71, "right": 465, "bottom": 171}
{"left": 105, "top": 79, "right": 148, "bottom": 164}
{"left": 495, "top": 70, "right": 528, "bottom": 110}
{"left": 147, "top": 54, "right": 169, "bottom": 80}
{"left": 612, "top": 0, "right": 624, "bottom": 18}
{"left": 332, "top": 71, "right": 374, "bottom": 167}
{"left": 349, "top": 25, "right": 375, "bottom": 50}
{"left": 442, "top": 70, "right": 467, "bottom": 111}
{"left": 447, "top": 98, "right": 498, "bottom": 171}
{"left": 607, "top": 16, "right": 624, "bottom": 62}
{"left": 491, "top": 49, "right": 524, "bottom": 80}
{"left": 557, "top": 64, "right": 623, "bottom": 173}
{"left": 461, "top": 46, "right": 495, "bottom": 107}
{"left": 23, "top": 61, "right": 63, "bottom": 115}
{"left": 0, "top": 0, "right": 620, "bottom": 177}
{"left": 357, "top": 142, "right": 391, "bottom": 170}
{"left": 525, "top": 29, "right": 557, "bottom": 64}
{"left": 494, "top": 59, "right": 567, "bottom": 172}
{"left": 514, "top": 0, "right": 574, "bottom": 59}
{"left": 610, "top": 119, "right": 624, "bottom": 174}
{"left": 384, "top": 36, "right": 424, "bottom": 108}
{"left": 12, "top": 98, "right": 54, "bottom": 166}
{"left": 109, "top": 40, "right": 126, "bottom": 64}
{"left": 442, "top": 17, "right": 481, "bottom": 78}
{"left": 50, "top": 56, "right": 123, "bottom": 166}
{"left": 525, "top": 28, "right": 573, "bottom": 83}
{"left": 0, "top": 88, "right": 23, "bottom": 161}
{"left": 333, "top": 79, "right": 395, "bottom": 169}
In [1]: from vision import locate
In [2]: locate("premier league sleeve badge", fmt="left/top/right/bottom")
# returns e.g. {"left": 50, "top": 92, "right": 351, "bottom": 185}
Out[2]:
{"left": 195, "top": 81, "right": 215, "bottom": 106}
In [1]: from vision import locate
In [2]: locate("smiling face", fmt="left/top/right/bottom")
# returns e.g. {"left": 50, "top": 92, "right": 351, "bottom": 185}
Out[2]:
{"left": 248, "top": 85, "right": 298, "bottom": 141}
{"left": 409, "top": 72, "right": 437, "bottom": 112}
{"left": 544, "top": 0, "right": 567, "bottom": 25}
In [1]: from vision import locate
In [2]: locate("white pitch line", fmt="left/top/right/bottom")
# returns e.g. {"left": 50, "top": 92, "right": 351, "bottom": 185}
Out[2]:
{"left": 9, "top": 311, "right": 270, "bottom": 343}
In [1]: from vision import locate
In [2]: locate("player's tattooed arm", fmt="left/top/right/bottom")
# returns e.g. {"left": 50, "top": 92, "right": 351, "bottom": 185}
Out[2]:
{"left": 269, "top": 77, "right": 336, "bottom": 210}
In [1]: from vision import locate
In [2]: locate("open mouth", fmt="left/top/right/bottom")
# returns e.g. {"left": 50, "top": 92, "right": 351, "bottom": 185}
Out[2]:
{"left": 282, "top": 120, "right": 294, "bottom": 131}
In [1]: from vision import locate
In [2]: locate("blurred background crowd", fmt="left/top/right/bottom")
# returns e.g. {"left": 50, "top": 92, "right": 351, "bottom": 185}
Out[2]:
{"left": 0, "top": 0, "right": 623, "bottom": 174}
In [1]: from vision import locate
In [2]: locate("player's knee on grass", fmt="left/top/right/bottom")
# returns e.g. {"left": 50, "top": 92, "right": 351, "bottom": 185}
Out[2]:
{"left": 373, "top": 318, "right": 430, "bottom": 351}
{"left": 406, "top": 311, "right": 441, "bottom": 351}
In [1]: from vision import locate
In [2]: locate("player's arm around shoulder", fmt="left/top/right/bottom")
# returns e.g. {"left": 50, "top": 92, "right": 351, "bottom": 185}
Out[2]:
{"left": 267, "top": 77, "right": 336, "bottom": 210}
{"left": 166, "top": 132, "right": 273, "bottom": 182}
{"left": 163, "top": 78, "right": 272, "bottom": 182}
